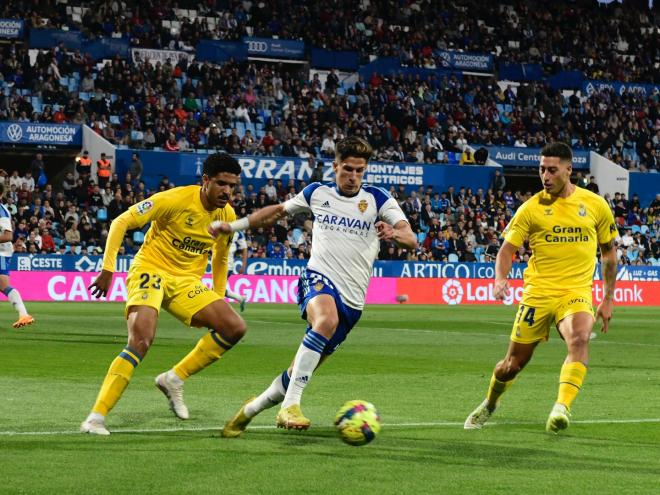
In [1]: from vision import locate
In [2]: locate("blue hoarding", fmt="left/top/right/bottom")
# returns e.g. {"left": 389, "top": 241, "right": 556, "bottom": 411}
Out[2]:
{"left": 29, "top": 28, "right": 83, "bottom": 50}
{"left": 484, "top": 146, "right": 590, "bottom": 170}
{"left": 115, "top": 150, "right": 498, "bottom": 194}
{"left": 0, "top": 19, "right": 23, "bottom": 38}
{"left": 310, "top": 48, "right": 359, "bottom": 71}
{"left": 244, "top": 37, "right": 305, "bottom": 59}
{"left": 582, "top": 79, "right": 660, "bottom": 98}
{"left": 12, "top": 255, "right": 659, "bottom": 281}
{"left": 435, "top": 50, "right": 493, "bottom": 72}
{"left": 0, "top": 122, "right": 82, "bottom": 146}
{"left": 196, "top": 39, "right": 247, "bottom": 63}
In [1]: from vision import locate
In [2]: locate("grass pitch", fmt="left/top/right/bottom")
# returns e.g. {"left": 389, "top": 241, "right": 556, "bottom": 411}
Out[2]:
{"left": 1, "top": 303, "right": 659, "bottom": 494}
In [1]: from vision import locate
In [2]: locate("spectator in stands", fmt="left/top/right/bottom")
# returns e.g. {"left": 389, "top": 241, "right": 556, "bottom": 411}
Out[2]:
{"left": 491, "top": 169, "right": 505, "bottom": 192}
{"left": 107, "top": 191, "right": 126, "bottom": 220}
{"left": 128, "top": 153, "right": 143, "bottom": 184}
{"left": 96, "top": 152, "right": 111, "bottom": 189}
{"left": 65, "top": 221, "right": 81, "bottom": 246}
{"left": 75, "top": 150, "right": 92, "bottom": 180}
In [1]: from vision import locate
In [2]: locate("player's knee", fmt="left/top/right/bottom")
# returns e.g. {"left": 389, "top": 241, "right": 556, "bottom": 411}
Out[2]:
{"left": 497, "top": 357, "right": 524, "bottom": 380}
{"left": 127, "top": 335, "right": 154, "bottom": 356}
{"left": 566, "top": 331, "right": 590, "bottom": 350}
{"left": 219, "top": 317, "right": 247, "bottom": 342}
{"left": 314, "top": 314, "right": 339, "bottom": 335}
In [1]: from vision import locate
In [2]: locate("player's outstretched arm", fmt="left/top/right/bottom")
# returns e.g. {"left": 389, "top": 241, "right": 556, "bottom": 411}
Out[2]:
{"left": 88, "top": 210, "right": 139, "bottom": 299}
{"left": 375, "top": 220, "right": 418, "bottom": 249}
{"left": 596, "top": 240, "right": 617, "bottom": 333}
{"left": 209, "top": 204, "right": 288, "bottom": 236}
{"left": 493, "top": 240, "right": 518, "bottom": 301}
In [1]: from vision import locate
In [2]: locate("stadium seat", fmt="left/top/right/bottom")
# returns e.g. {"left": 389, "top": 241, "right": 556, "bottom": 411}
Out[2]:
{"left": 97, "top": 208, "right": 108, "bottom": 221}
{"left": 448, "top": 253, "right": 459, "bottom": 262}
{"left": 133, "top": 231, "right": 145, "bottom": 244}
{"left": 631, "top": 225, "right": 641, "bottom": 234}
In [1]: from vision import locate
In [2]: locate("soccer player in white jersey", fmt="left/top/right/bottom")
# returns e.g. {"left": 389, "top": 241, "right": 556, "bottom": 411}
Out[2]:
{"left": 214, "top": 136, "right": 417, "bottom": 435}
{"left": 225, "top": 230, "right": 248, "bottom": 312}
{"left": 0, "top": 182, "right": 34, "bottom": 328}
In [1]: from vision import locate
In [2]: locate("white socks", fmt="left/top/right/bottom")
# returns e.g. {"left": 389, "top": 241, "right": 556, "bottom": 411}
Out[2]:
{"left": 281, "top": 330, "right": 328, "bottom": 409}
{"left": 7, "top": 288, "right": 28, "bottom": 317}
{"left": 244, "top": 371, "right": 288, "bottom": 418}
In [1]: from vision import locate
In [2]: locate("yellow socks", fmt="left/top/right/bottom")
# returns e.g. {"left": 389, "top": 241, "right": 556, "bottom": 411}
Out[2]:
{"left": 556, "top": 361, "right": 587, "bottom": 409}
{"left": 92, "top": 347, "right": 142, "bottom": 416}
{"left": 173, "top": 331, "right": 235, "bottom": 379}
{"left": 486, "top": 373, "right": 515, "bottom": 410}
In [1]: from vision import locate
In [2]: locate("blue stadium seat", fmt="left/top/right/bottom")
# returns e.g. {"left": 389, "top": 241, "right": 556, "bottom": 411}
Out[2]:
{"left": 97, "top": 208, "right": 108, "bottom": 221}
{"left": 448, "top": 253, "right": 459, "bottom": 262}
{"left": 79, "top": 92, "right": 90, "bottom": 101}
{"left": 133, "top": 231, "right": 145, "bottom": 244}
{"left": 109, "top": 115, "right": 121, "bottom": 125}
{"left": 631, "top": 225, "right": 641, "bottom": 234}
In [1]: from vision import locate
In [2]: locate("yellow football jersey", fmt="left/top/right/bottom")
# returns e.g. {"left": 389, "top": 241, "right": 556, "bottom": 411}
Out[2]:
{"left": 503, "top": 187, "right": 617, "bottom": 293}
{"left": 117, "top": 185, "right": 235, "bottom": 279}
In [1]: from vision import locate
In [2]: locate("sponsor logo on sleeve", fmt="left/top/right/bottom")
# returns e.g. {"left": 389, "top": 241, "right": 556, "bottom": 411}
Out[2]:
{"left": 136, "top": 200, "right": 154, "bottom": 215}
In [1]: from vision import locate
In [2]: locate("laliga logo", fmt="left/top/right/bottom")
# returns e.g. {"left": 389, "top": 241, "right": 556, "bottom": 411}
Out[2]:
{"left": 442, "top": 279, "right": 464, "bottom": 305}
{"left": 6, "top": 124, "right": 23, "bottom": 142}
{"left": 247, "top": 41, "right": 268, "bottom": 53}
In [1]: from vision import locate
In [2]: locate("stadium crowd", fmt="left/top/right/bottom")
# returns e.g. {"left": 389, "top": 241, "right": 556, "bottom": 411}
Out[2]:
{"left": 4, "top": 165, "right": 660, "bottom": 266}
{"left": 1, "top": 0, "right": 660, "bottom": 266}
{"left": 0, "top": 1, "right": 659, "bottom": 170}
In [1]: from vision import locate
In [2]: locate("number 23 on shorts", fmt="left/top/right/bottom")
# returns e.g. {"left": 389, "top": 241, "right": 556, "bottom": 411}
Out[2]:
{"left": 138, "top": 273, "right": 162, "bottom": 290}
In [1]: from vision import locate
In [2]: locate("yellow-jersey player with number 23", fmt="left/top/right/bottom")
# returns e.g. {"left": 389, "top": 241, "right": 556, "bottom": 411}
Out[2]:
{"left": 464, "top": 142, "right": 618, "bottom": 434}
{"left": 81, "top": 153, "right": 247, "bottom": 435}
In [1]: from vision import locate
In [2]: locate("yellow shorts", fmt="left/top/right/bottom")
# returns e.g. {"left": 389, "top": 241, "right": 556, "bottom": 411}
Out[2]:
{"left": 510, "top": 290, "right": 594, "bottom": 344}
{"left": 125, "top": 264, "right": 221, "bottom": 326}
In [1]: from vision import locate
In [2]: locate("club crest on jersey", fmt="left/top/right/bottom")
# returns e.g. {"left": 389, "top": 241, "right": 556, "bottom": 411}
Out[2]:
{"left": 314, "top": 281, "right": 324, "bottom": 291}
{"left": 358, "top": 199, "right": 368, "bottom": 213}
{"left": 544, "top": 208, "right": 553, "bottom": 216}
{"left": 136, "top": 200, "right": 154, "bottom": 215}
{"left": 578, "top": 204, "right": 587, "bottom": 217}
{"left": 186, "top": 216, "right": 194, "bottom": 227}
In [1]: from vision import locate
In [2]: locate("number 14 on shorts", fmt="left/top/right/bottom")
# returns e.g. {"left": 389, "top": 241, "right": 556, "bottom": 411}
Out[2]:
{"left": 515, "top": 304, "right": 536, "bottom": 336}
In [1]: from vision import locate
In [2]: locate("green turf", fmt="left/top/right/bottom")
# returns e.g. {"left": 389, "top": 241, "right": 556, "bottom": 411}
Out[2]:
{"left": 1, "top": 303, "right": 659, "bottom": 494}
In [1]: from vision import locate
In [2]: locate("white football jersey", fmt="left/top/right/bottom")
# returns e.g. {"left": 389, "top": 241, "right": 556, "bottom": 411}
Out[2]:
{"left": 0, "top": 203, "right": 14, "bottom": 257}
{"left": 228, "top": 230, "right": 247, "bottom": 273}
{"left": 284, "top": 182, "right": 408, "bottom": 310}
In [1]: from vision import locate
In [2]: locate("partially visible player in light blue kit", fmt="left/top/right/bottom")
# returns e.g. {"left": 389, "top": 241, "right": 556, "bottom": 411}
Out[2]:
{"left": 0, "top": 181, "right": 34, "bottom": 329}
{"left": 215, "top": 136, "right": 418, "bottom": 435}
{"left": 225, "top": 230, "right": 248, "bottom": 312}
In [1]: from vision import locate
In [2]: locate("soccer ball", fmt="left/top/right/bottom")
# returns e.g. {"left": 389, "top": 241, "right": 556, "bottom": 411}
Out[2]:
{"left": 334, "top": 400, "right": 381, "bottom": 446}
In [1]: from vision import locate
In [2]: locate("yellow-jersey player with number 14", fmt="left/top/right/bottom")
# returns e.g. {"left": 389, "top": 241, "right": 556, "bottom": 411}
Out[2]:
{"left": 464, "top": 142, "right": 618, "bottom": 434}
{"left": 81, "top": 153, "right": 247, "bottom": 436}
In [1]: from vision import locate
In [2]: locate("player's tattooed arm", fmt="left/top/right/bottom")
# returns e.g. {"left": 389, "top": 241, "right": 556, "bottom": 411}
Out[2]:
{"left": 599, "top": 239, "right": 617, "bottom": 301}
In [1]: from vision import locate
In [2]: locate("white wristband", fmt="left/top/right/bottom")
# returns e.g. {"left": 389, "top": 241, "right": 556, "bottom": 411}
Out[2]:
{"left": 228, "top": 217, "right": 250, "bottom": 232}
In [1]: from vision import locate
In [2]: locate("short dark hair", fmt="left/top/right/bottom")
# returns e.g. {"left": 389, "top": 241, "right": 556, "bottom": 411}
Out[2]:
{"left": 203, "top": 153, "right": 241, "bottom": 176}
{"left": 335, "top": 136, "right": 373, "bottom": 163}
{"left": 540, "top": 142, "right": 572, "bottom": 163}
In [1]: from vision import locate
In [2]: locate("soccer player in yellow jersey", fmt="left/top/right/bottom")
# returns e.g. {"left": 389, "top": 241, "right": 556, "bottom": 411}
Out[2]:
{"left": 464, "top": 142, "right": 618, "bottom": 434}
{"left": 80, "top": 153, "right": 247, "bottom": 435}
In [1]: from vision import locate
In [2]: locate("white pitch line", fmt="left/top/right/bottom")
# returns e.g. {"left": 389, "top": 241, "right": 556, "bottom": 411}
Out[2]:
{"left": 247, "top": 319, "right": 660, "bottom": 348}
{"left": 1, "top": 418, "right": 659, "bottom": 437}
